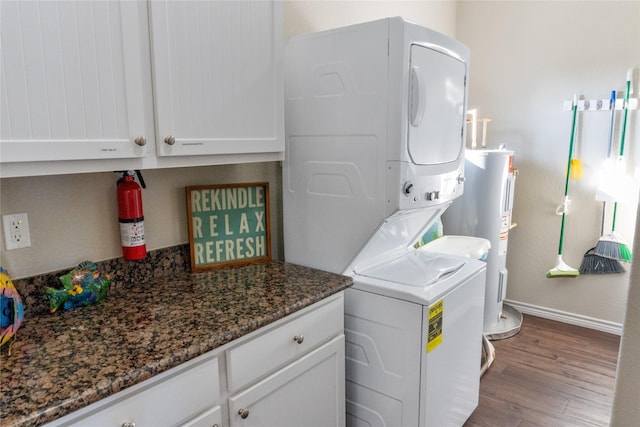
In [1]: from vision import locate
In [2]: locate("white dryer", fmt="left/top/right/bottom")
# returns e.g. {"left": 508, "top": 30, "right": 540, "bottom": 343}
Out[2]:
{"left": 284, "top": 17, "right": 486, "bottom": 426}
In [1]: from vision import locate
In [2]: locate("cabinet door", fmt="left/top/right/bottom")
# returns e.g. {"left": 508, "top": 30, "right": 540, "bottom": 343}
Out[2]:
{"left": 181, "top": 405, "right": 223, "bottom": 427}
{"left": 149, "top": 0, "right": 284, "bottom": 157}
{"left": 0, "top": 1, "right": 148, "bottom": 163}
{"left": 53, "top": 356, "right": 220, "bottom": 427}
{"left": 229, "top": 335, "right": 345, "bottom": 427}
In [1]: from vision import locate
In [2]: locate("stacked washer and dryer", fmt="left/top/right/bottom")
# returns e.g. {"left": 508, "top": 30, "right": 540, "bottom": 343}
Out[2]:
{"left": 284, "top": 18, "right": 487, "bottom": 427}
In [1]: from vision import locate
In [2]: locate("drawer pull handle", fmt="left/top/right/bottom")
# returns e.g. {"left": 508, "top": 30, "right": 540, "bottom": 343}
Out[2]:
{"left": 122, "top": 423, "right": 136, "bottom": 427}
{"left": 134, "top": 136, "right": 146, "bottom": 146}
{"left": 238, "top": 408, "right": 250, "bottom": 419}
{"left": 164, "top": 135, "right": 176, "bottom": 145}
{"left": 293, "top": 334, "right": 304, "bottom": 344}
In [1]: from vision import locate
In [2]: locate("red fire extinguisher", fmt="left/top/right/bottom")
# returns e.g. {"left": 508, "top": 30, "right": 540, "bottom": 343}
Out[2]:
{"left": 117, "top": 170, "right": 146, "bottom": 260}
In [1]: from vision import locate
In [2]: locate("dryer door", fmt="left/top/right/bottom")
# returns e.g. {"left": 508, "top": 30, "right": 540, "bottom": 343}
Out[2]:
{"left": 407, "top": 44, "right": 466, "bottom": 165}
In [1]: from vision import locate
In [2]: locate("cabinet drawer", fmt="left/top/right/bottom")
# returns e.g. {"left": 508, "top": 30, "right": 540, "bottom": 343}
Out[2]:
{"left": 53, "top": 356, "right": 220, "bottom": 427}
{"left": 227, "top": 295, "right": 344, "bottom": 392}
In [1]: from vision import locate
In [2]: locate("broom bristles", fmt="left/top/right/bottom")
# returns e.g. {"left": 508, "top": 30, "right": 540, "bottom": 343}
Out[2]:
{"left": 580, "top": 248, "right": 626, "bottom": 274}
{"left": 593, "top": 239, "right": 621, "bottom": 260}
{"left": 594, "top": 234, "right": 633, "bottom": 262}
{"left": 619, "top": 243, "right": 632, "bottom": 263}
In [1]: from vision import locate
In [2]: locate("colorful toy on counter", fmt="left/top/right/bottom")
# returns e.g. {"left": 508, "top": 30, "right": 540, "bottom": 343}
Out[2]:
{"left": 0, "top": 266, "right": 25, "bottom": 348}
{"left": 46, "top": 261, "right": 111, "bottom": 313}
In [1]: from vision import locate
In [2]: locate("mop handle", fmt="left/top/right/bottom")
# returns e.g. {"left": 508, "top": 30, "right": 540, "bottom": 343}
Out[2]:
{"left": 618, "top": 71, "right": 632, "bottom": 158}
{"left": 607, "top": 90, "right": 616, "bottom": 158}
{"left": 558, "top": 99, "right": 578, "bottom": 255}
{"left": 558, "top": 200, "right": 569, "bottom": 256}
{"left": 600, "top": 91, "right": 616, "bottom": 235}
{"left": 563, "top": 100, "right": 578, "bottom": 198}
{"left": 611, "top": 70, "right": 632, "bottom": 233}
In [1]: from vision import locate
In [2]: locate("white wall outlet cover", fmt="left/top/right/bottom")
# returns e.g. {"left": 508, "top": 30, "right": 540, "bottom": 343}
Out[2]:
{"left": 3, "top": 213, "right": 31, "bottom": 250}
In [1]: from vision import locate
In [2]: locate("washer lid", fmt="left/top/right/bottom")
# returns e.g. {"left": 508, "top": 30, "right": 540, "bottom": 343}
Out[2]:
{"left": 354, "top": 250, "right": 465, "bottom": 287}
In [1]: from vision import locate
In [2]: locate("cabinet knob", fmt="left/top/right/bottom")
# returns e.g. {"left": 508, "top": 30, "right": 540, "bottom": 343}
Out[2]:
{"left": 293, "top": 334, "right": 304, "bottom": 344}
{"left": 238, "top": 408, "right": 250, "bottom": 419}
{"left": 164, "top": 135, "right": 176, "bottom": 145}
{"left": 134, "top": 136, "right": 146, "bottom": 146}
{"left": 121, "top": 423, "right": 136, "bottom": 427}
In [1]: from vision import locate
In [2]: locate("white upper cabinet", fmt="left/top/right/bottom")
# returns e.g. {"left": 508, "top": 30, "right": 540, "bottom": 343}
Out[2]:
{"left": 0, "top": 0, "right": 284, "bottom": 177}
{"left": 0, "top": 1, "right": 148, "bottom": 163}
{"left": 149, "top": 0, "right": 284, "bottom": 157}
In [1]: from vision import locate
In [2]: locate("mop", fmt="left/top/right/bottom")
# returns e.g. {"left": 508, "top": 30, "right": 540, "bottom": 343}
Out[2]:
{"left": 580, "top": 90, "right": 625, "bottom": 274}
{"left": 593, "top": 70, "right": 633, "bottom": 262}
{"left": 547, "top": 96, "right": 580, "bottom": 278}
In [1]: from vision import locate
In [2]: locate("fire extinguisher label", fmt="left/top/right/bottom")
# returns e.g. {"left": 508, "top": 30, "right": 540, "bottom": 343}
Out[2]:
{"left": 120, "top": 219, "right": 145, "bottom": 247}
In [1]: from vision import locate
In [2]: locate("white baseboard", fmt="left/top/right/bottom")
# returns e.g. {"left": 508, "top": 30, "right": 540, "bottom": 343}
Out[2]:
{"left": 505, "top": 299, "right": 623, "bottom": 336}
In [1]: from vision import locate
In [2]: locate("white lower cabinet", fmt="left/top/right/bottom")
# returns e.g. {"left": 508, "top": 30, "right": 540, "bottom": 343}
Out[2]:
{"left": 229, "top": 335, "right": 345, "bottom": 427}
{"left": 44, "top": 293, "right": 345, "bottom": 427}
{"left": 46, "top": 354, "right": 221, "bottom": 427}
{"left": 181, "top": 405, "right": 223, "bottom": 427}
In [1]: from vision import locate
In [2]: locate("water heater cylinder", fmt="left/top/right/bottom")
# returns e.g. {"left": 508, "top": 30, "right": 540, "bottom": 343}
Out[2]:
{"left": 443, "top": 148, "right": 521, "bottom": 339}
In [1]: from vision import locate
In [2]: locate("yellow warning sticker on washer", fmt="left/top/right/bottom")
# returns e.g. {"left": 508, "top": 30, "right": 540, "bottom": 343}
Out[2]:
{"left": 427, "top": 299, "right": 443, "bottom": 353}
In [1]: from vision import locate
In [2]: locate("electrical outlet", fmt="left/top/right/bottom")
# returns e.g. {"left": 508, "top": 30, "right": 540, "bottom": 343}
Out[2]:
{"left": 3, "top": 213, "right": 31, "bottom": 250}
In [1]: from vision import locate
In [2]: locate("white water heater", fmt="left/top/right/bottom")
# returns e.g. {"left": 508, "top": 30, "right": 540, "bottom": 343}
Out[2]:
{"left": 443, "top": 148, "right": 521, "bottom": 339}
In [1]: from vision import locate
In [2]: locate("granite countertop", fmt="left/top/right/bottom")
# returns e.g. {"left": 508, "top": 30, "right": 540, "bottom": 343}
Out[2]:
{"left": 1, "top": 258, "right": 352, "bottom": 427}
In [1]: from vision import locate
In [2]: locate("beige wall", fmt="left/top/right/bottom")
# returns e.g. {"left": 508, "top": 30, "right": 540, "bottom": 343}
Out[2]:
{"left": 0, "top": 0, "right": 636, "bottom": 321}
{"left": 456, "top": 4, "right": 639, "bottom": 422}
{"left": 0, "top": 163, "right": 283, "bottom": 278}
{"left": 1, "top": 0, "right": 636, "bottom": 320}
{"left": 284, "top": 0, "right": 457, "bottom": 38}
{"left": 457, "top": 1, "right": 640, "bottom": 326}
{"left": 0, "top": 1, "right": 457, "bottom": 279}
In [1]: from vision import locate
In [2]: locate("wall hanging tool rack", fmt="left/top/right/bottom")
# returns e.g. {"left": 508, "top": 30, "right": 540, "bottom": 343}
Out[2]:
{"left": 563, "top": 97, "right": 638, "bottom": 111}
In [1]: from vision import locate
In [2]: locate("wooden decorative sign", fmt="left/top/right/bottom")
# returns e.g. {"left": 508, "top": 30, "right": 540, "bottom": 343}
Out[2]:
{"left": 186, "top": 182, "right": 271, "bottom": 271}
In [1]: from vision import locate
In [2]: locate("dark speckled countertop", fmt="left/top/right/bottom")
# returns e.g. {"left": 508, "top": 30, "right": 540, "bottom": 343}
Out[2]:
{"left": 0, "top": 246, "right": 352, "bottom": 427}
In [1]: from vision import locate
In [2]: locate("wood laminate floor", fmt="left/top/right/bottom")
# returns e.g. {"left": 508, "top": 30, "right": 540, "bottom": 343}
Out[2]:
{"left": 464, "top": 315, "right": 621, "bottom": 427}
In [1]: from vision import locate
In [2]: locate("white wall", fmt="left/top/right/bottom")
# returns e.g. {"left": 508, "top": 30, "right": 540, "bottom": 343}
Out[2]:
{"left": 457, "top": 0, "right": 640, "bottom": 326}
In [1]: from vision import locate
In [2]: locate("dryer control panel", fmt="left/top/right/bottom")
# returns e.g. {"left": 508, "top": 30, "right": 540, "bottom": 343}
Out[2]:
{"left": 387, "top": 161, "right": 464, "bottom": 214}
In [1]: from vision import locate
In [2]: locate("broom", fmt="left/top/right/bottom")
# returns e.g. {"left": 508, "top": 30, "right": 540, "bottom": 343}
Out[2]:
{"left": 580, "top": 90, "right": 626, "bottom": 274}
{"left": 580, "top": 247, "right": 625, "bottom": 274}
{"left": 593, "top": 70, "right": 633, "bottom": 262}
{"left": 547, "top": 96, "right": 580, "bottom": 278}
